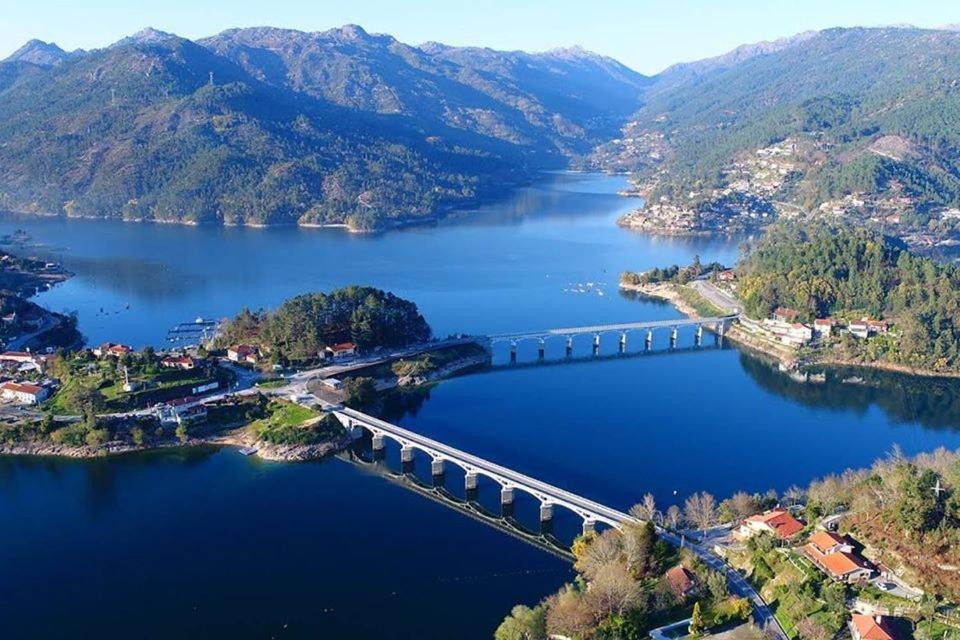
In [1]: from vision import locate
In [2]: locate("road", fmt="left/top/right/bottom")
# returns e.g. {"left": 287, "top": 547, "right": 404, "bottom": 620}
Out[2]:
{"left": 659, "top": 530, "right": 788, "bottom": 640}
{"left": 5, "top": 314, "right": 60, "bottom": 351}
{"left": 691, "top": 280, "right": 743, "bottom": 316}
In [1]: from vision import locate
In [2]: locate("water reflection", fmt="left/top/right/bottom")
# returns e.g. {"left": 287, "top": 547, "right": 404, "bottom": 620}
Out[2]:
{"left": 739, "top": 353, "right": 960, "bottom": 432}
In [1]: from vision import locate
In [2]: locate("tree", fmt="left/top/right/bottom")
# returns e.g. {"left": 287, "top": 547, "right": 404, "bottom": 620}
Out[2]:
{"left": 689, "top": 601, "right": 705, "bottom": 637}
{"left": 574, "top": 529, "right": 623, "bottom": 581}
{"left": 131, "top": 426, "right": 145, "bottom": 446}
{"left": 584, "top": 562, "right": 643, "bottom": 620}
{"left": 344, "top": 377, "right": 377, "bottom": 409}
{"left": 84, "top": 428, "right": 108, "bottom": 447}
{"left": 545, "top": 586, "right": 594, "bottom": 640}
{"left": 665, "top": 505, "right": 682, "bottom": 530}
{"left": 175, "top": 424, "right": 188, "bottom": 443}
{"left": 495, "top": 605, "right": 547, "bottom": 640}
{"left": 630, "top": 493, "right": 659, "bottom": 522}
{"left": 706, "top": 570, "right": 729, "bottom": 601}
{"left": 684, "top": 492, "right": 717, "bottom": 535}
{"left": 895, "top": 465, "right": 941, "bottom": 534}
{"left": 622, "top": 521, "right": 657, "bottom": 579}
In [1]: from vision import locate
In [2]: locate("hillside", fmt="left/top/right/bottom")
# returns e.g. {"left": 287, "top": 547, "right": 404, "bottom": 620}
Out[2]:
{"left": 601, "top": 27, "right": 960, "bottom": 248}
{"left": 0, "top": 27, "right": 646, "bottom": 230}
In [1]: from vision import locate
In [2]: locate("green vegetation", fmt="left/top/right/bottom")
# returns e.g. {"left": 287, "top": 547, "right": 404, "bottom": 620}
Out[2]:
{"left": 621, "top": 256, "right": 725, "bottom": 287}
{"left": 496, "top": 516, "right": 750, "bottom": 640}
{"left": 607, "top": 27, "right": 960, "bottom": 235}
{"left": 248, "top": 400, "right": 342, "bottom": 445}
{"left": 45, "top": 349, "right": 225, "bottom": 415}
{"left": 737, "top": 222, "right": 960, "bottom": 370}
{"left": 218, "top": 286, "right": 431, "bottom": 363}
{"left": 343, "top": 377, "right": 377, "bottom": 410}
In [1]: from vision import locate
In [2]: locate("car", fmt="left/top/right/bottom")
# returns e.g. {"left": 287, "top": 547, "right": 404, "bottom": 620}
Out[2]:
{"left": 878, "top": 582, "right": 895, "bottom": 592}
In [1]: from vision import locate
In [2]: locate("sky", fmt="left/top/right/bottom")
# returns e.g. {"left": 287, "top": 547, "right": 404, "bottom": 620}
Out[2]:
{"left": 1, "top": 0, "right": 958, "bottom": 74}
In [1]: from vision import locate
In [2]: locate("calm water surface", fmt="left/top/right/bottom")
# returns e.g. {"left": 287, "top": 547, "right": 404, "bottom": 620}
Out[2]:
{"left": 2, "top": 173, "right": 960, "bottom": 638}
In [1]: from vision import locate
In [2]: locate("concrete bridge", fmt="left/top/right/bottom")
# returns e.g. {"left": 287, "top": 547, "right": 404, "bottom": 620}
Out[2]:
{"left": 487, "top": 316, "right": 735, "bottom": 358}
{"left": 334, "top": 406, "right": 634, "bottom": 534}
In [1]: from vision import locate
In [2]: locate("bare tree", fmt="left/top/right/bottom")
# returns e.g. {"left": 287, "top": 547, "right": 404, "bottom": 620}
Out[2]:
{"left": 728, "top": 491, "right": 759, "bottom": 522}
{"left": 782, "top": 485, "right": 804, "bottom": 507}
{"left": 574, "top": 528, "right": 623, "bottom": 581}
{"left": 666, "top": 505, "right": 682, "bottom": 530}
{"left": 584, "top": 561, "right": 643, "bottom": 620}
{"left": 629, "top": 493, "right": 658, "bottom": 522}
{"left": 545, "top": 586, "right": 594, "bottom": 639}
{"left": 684, "top": 492, "right": 717, "bottom": 535}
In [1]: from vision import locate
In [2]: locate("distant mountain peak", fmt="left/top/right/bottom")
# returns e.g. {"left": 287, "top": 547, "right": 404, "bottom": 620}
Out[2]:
{"left": 4, "top": 39, "right": 74, "bottom": 67}
{"left": 111, "top": 27, "right": 179, "bottom": 48}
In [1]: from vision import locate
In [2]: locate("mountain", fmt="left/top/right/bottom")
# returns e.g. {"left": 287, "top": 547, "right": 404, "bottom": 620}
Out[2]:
{"left": 600, "top": 26, "right": 960, "bottom": 243}
{"left": 199, "top": 25, "right": 648, "bottom": 159}
{"left": 0, "top": 26, "right": 646, "bottom": 229}
{"left": 3, "top": 39, "right": 79, "bottom": 67}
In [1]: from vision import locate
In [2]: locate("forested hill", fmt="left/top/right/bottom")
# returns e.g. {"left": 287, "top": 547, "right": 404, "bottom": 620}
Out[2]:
{"left": 595, "top": 26, "right": 960, "bottom": 242}
{"left": 0, "top": 26, "right": 647, "bottom": 229}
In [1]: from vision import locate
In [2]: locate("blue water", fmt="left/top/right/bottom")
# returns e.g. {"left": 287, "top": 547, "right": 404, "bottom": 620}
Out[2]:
{"left": 2, "top": 172, "right": 960, "bottom": 638}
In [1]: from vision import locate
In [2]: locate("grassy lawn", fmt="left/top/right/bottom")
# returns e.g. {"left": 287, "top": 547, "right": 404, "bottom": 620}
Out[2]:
{"left": 247, "top": 400, "right": 341, "bottom": 445}
{"left": 678, "top": 285, "right": 727, "bottom": 317}
{"left": 255, "top": 378, "right": 290, "bottom": 389}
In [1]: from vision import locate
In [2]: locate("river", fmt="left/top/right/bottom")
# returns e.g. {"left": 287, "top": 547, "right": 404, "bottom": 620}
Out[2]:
{"left": 2, "top": 173, "right": 960, "bottom": 638}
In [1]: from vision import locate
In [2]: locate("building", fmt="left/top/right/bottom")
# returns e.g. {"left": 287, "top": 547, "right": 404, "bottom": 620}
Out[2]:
{"left": 813, "top": 319, "right": 834, "bottom": 338}
{"left": 325, "top": 342, "right": 357, "bottom": 359}
{"left": 665, "top": 565, "right": 698, "bottom": 600}
{"left": 0, "top": 351, "right": 38, "bottom": 365}
{"left": 227, "top": 345, "right": 259, "bottom": 364}
{"left": 774, "top": 307, "right": 800, "bottom": 323}
{"left": 848, "top": 321, "right": 870, "bottom": 339}
{"left": 850, "top": 615, "right": 897, "bottom": 640}
{"left": 162, "top": 355, "right": 197, "bottom": 370}
{"left": 717, "top": 270, "right": 736, "bottom": 282}
{"left": 0, "top": 381, "right": 50, "bottom": 405}
{"left": 802, "top": 531, "right": 875, "bottom": 582}
{"left": 735, "top": 509, "right": 804, "bottom": 541}
{"left": 157, "top": 396, "right": 207, "bottom": 426}
{"left": 93, "top": 343, "right": 133, "bottom": 358}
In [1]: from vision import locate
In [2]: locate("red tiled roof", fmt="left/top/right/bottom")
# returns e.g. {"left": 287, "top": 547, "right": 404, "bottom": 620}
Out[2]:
{"left": 665, "top": 565, "right": 696, "bottom": 597}
{"left": 330, "top": 342, "right": 356, "bottom": 351}
{"left": 852, "top": 614, "right": 896, "bottom": 640}
{"left": 745, "top": 509, "right": 804, "bottom": 539}
{"left": 0, "top": 381, "right": 44, "bottom": 395}
{"left": 809, "top": 530, "right": 847, "bottom": 554}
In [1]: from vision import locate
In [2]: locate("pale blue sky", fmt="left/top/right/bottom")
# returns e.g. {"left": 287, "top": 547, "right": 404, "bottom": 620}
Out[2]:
{"left": 1, "top": 0, "right": 958, "bottom": 74}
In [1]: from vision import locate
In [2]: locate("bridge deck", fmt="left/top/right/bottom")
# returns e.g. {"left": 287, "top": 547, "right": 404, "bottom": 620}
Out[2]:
{"left": 488, "top": 316, "right": 733, "bottom": 341}
{"left": 338, "top": 406, "right": 633, "bottom": 527}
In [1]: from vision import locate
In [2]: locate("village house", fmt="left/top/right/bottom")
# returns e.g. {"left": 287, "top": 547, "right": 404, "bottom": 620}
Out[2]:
{"left": 93, "top": 343, "right": 133, "bottom": 358}
{"left": 802, "top": 531, "right": 875, "bottom": 583}
{"left": 850, "top": 614, "right": 898, "bottom": 640}
{"left": 0, "top": 380, "right": 50, "bottom": 405}
{"left": 664, "top": 565, "right": 698, "bottom": 600}
{"left": 227, "top": 344, "right": 259, "bottom": 364}
{"left": 162, "top": 355, "right": 197, "bottom": 371}
{"left": 813, "top": 318, "right": 834, "bottom": 338}
{"left": 0, "top": 351, "right": 38, "bottom": 365}
{"left": 774, "top": 307, "right": 800, "bottom": 323}
{"left": 717, "top": 270, "right": 736, "bottom": 282}
{"left": 734, "top": 509, "right": 804, "bottom": 541}
{"left": 324, "top": 341, "right": 357, "bottom": 360}
{"left": 158, "top": 396, "right": 208, "bottom": 426}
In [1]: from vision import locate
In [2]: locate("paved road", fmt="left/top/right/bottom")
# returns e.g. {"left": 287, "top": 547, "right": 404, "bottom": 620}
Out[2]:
{"left": 690, "top": 280, "right": 743, "bottom": 316}
{"left": 659, "top": 530, "right": 788, "bottom": 640}
{"left": 6, "top": 314, "right": 60, "bottom": 351}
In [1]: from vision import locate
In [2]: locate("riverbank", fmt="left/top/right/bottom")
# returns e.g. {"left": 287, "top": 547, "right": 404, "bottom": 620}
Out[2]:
{"left": 0, "top": 424, "right": 353, "bottom": 462}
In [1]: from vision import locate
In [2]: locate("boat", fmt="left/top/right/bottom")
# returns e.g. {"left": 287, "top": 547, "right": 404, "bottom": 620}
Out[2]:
{"left": 238, "top": 447, "right": 258, "bottom": 456}
{"left": 842, "top": 376, "right": 865, "bottom": 385}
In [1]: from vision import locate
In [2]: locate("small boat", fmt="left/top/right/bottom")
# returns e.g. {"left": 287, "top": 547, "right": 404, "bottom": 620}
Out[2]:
{"left": 842, "top": 376, "right": 865, "bottom": 385}
{"left": 238, "top": 447, "right": 258, "bottom": 456}
{"left": 809, "top": 372, "right": 826, "bottom": 383}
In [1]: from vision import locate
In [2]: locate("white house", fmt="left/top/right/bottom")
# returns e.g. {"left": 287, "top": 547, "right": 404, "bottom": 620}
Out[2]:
{"left": 0, "top": 381, "right": 50, "bottom": 405}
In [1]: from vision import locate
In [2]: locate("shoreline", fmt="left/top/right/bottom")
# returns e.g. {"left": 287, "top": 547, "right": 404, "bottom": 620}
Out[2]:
{"left": 621, "top": 281, "right": 960, "bottom": 380}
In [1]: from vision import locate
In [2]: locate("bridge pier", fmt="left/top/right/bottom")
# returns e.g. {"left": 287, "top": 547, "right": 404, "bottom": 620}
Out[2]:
{"left": 645, "top": 329, "right": 653, "bottom": 351}
{"left": 565, "top": 335, "right": 573, "bottom": 357}
{"left": 593, "top": 333, "right": 600, "bottom": 356}
{"left": 695, "top": 324, "right": 703, "bottom": 346}
{"left": 538, "top": 338, "right": 545, "bottom": 361}
{"left": 716, "top": 320, "right": 725, "bottom": 345}
{"left": 540, "top": 502, "right": 554, "bottom": 522}
{"left": 509, "top": 340, "right": 517, "bottom": 363}
{"left": 372, "top": 433, "right": 386, "bottom": 461}
{"left": 431, "top": 458, "right": 445, "bottom": 485}
{"left": 619, "top": 332, "right": 627, "bottom": 353}
{"left": 465, "top": 471, "right": 479, "bottom": 501}
{"left": 670, "top": 326, "right": 678, "bottom": 349}
{"left": 401, "top": 445, "right": 415, "bottom": 473}
{"left": 501, "top": 486, "right": 515, "bottom": 517}
{"left": 582, "top": 519, "right": 597, "bottom": 536}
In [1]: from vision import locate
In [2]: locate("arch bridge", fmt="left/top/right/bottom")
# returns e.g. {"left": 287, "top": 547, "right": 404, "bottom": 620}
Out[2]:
{"left": 334, "top": 406, "right": 634, "bottom": 535}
